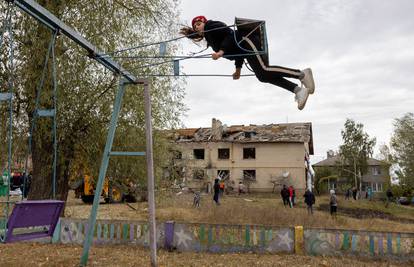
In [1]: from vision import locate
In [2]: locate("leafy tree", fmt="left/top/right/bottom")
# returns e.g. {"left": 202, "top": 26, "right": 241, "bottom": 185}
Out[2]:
{"left": 390, "top": 112, "right": 414, "bottom": 186}
{"left": 0, "top": 0, "right": 185, "bottom": 201}
{"left": 377, "top": 143, "right": 392, "bottom": 163}
{"left": 338, "top": 118, "right": 376, "bottom": 190}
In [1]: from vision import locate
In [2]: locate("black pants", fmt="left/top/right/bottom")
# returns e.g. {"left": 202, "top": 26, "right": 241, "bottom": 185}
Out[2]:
{"left": 282, "top": 197, "right": 289, "bottom": 206}
{"left": 307, "top": 204, "right": 313, "bottom": 214}
{"left": 330, "top": 205, "right": 337, "bottom": 215}
{"left": 213, "top": 192, "right": 220, "bottom": 204}
{"left": 243, "top": 36, "right": 302, "bottom": 92}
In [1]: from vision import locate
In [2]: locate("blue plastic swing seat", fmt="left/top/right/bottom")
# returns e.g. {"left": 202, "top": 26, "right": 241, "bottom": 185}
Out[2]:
{"left": 235, "top": 17, "right": 269, "bottom": 66}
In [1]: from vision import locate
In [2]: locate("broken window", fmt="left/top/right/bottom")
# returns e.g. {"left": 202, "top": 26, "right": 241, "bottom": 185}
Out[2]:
{"left": 243, "top": 147, "right": 256, "bottom": 159}
{"left": 244, "top": 131, "right": 256, "bottom": 138}
{"left": 218, "top": 148, "right": 230, "bottom": 159}
{"left": 193, "top": 149, "right": 205, "bottom": 160}
{"left": 243, "top": 170, "right": 256, "bottom": 181}
{"left": 217, "top": 170, "right": 230, "bottom": 180}
{"left": 193, "top": 169, "right": 205, "bottom": 180}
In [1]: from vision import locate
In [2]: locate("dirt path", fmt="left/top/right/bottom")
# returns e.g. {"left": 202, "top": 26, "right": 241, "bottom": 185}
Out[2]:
{"left": 0, "top": 243, "right": 409, "bottom": 267}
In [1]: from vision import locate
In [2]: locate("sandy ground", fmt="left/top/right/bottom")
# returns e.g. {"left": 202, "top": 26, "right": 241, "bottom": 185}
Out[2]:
{"left": 0, "top": 243, "right": 410, "bottom": 267}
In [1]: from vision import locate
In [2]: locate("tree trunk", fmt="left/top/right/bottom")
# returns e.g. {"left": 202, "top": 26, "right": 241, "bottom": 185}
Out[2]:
{"left": 24, "top": 1, "right": 69, "bottom": 201}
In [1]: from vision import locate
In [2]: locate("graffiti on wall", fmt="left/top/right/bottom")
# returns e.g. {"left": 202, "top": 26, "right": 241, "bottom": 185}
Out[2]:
{"left": 305, "top": 229, "right": 414, "bottom": 258}
{"left": 172, "top": 223, "right": 294, "bottom": 253}
{"left": 54, "top": 218, "right": 414, "bottom": 260}
{"left": 59, "top": 219, "right": 164, "bottom": 246}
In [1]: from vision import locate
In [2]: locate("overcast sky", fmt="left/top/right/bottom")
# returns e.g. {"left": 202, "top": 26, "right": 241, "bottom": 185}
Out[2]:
{"left": 176, "top": 0, "right": 414, "bottom": 163}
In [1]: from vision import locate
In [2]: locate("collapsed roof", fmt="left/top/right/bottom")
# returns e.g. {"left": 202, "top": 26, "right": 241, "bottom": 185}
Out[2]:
{"left": 167, "top": 119, "right": 313, "bottom": 154}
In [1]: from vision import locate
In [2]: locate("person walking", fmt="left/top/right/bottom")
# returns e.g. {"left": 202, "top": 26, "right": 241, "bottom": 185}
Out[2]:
{"left": 330, "top": 189, "right": 338, "bottom": 219}
{"left": 238, "top": 181, "right": 246, "bottom": 195}
{"left": 386, "top": 188, "right": 394, "bottom": 207}
{"left": 213, "top": 178, "right": 220, "bottom": 205}
{"left": 345, "top": 187, "right": 351, "bottom": 200}
{"left": 180, "top": 16, "right": 315, "bottom": 110}
{"left": 288, "top": 185, "right": 294, "bottom": 208}
{"left": 303, "top": 189, "right": 316, "bottom": 215}
{"left": 367, "top": 186, "right": 373, "bottom": 201}
{"left": 219, "top": 180, "right": 225, "bottom": 196}
{"left": 352, "top": 187, "right": 358, "bottom": 200}
{"left": 280, "top": 185, "right": 290, "bottom": 207}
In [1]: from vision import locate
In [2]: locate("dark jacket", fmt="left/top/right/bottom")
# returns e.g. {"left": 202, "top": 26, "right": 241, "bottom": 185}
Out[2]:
{"left": 203, "top": 20, "right": 244, "bottom": 68}
{"left": 213, "top": 180, "right": 220, "bottom": 202}
{"left": 330, "top": 194, "right": 338, "bottom": 206}
{"left": 303, "top": 190, "right": 315, "bottom": 206}
{"left": 280, "top": 187, "right": 289, "bottom": 199}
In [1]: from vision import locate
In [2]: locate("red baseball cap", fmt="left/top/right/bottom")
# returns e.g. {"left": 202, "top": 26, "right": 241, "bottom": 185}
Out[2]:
{"left": 192, "top": 16, "right": 207, "bottom": 28}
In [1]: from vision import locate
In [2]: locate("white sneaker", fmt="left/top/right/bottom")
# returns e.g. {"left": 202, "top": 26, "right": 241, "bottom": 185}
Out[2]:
{"left": 294, "top": 86, "right": 310, "bottom": 110}
{"left": 300, "top": 68, "right": 315, "bottom": 94}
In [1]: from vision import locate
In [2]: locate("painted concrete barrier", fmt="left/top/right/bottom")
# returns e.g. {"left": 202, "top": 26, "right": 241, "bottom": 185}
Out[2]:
{"left": 56, "top": 218, "right": 294, "bottom": 253}
{"left": 53, "top": 218, "right": 414, "bottom": 260}
{"left": 304, "top": 228, "right": 414, "bottom": 259}
{"left": 170, "top": 222, "right": 294, "bottom": 253}
{"left": 57, "top": 218, "right": 165, "bottom": 247}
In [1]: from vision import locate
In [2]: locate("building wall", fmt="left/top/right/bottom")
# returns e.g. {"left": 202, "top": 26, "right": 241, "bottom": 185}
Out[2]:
{"left": 362, "top": 165, "right": 390, "bottom": 192}
{"left": 175, "top": 142, "right": 307, "bottom": 192}
{"left": 362, "top": 165, "right": 390, "bottom": 183}
{"left": 313, "top": 164, "right": 390, "bottom": 193}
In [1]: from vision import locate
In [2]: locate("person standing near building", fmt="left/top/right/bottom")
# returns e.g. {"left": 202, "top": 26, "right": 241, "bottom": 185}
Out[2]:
{"left": 352, "top": 187, "right": 358, "bottom": 200}
{"left": 280, "top": 185, "right": 289, "bottom": 207}
{"left": 367, "top": 186, "right": 373, "bottom": 201}
{"left": 330, "top": 189, "right": 338, "bottom": 219}
{"left": 238, "top": 181, "right": 246, "bottom": 195}
{"left": 304, "top": 189, "right": 316, "bottom": 214}
{"left": 288, "top": 185, "right": 294, "bottom": 208}
{"left": 213, "top": 178, "right": 220, "bottom": 205}
{"left": 386, "top": 188, "right": 394, "bottom": 207}
{"left": 345, "top": 188, "right": 351, "bottom": 200}
{"left": 219, "top": 180, "right": 225, "bottom": 196}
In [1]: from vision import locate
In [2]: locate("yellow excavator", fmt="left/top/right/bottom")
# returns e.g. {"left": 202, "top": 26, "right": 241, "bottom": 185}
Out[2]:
{"left": 75, "top": 175, "right": 124, "bottom": 204}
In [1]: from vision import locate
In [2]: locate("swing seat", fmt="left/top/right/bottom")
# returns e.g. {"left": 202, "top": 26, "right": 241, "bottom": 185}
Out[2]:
{"left": 4, "top": 200, "right": 64, "bottom": 243}
{"left": 235, "top": 17, "right": 269, "bottom": 65}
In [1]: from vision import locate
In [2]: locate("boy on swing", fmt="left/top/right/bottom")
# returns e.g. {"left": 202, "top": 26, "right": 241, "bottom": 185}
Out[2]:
{"left": 180, "top": 16, "right": 315, "bottom": 110}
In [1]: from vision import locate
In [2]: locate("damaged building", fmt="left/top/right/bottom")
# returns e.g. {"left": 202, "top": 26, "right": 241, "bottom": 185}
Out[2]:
{"left": 166, "top": 118, "right": 314, "bottom": 193}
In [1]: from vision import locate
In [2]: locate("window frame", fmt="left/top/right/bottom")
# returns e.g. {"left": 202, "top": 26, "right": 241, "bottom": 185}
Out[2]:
{"left": 217, "top": 170, "right": 230, "bottom": 180}
{"left": 243, "top": 147, "right": 256, "bottom": 159}
{"left": 218, "top": 148, "right": 230, "bottom": 160}
{"left": 243, "top": 169, "right": 256, "bottom": 180}
{"left": 193, "top": 149, "right": 205, "bottom": 160}
{"left": 372, "top": 166, "right": 381, "bottom": 175}
{"left": 193, "top": 169, "right": 205, "bottom": 180}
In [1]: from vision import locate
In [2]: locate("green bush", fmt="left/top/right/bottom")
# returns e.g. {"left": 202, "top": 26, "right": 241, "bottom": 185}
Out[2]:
{"left": 389, "top": 185, "right": 414, "bottom": 198}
